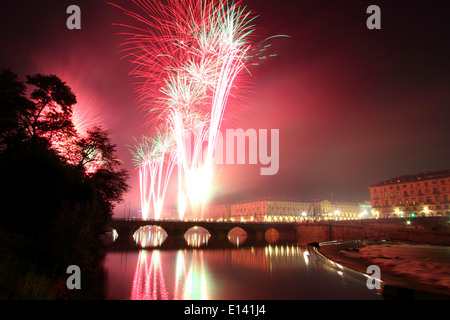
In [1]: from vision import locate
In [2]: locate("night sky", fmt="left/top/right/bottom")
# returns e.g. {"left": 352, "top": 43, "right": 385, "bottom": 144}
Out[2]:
{"left": 1, "top": 0, "right": 449, "bottom": 218}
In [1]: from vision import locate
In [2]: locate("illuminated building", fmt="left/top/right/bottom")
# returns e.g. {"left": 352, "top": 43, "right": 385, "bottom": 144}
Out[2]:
{"left": 312, "top": 200, "right": 363, "bottom": 220}
{"left": 204, "top": 204, "right": 231, "bottom": 221}
{"left": 230, "top": 200, "right": 312, "bottom": 222}
{"left": 369, "top": 169, "right": 450, "bottom": 218}
{"left": 206, "top": 198, "right": 370, "bottom": 222}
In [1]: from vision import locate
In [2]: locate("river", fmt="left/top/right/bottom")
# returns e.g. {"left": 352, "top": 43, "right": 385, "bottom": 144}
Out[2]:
{"left": 99, "top": 227, "right": 382, "bottom": 300}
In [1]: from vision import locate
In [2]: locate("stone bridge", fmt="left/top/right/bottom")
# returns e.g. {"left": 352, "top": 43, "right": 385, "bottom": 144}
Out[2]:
{"left": 107, "top": 216, "right": 450, "bottom": 249}
{"left": 108, "top": 219, "right": 298, "bottom": 248}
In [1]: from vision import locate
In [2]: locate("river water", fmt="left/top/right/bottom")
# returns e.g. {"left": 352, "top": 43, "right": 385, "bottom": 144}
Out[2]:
{"left": 100, "top": 227, "right": 382, "bottom": 300}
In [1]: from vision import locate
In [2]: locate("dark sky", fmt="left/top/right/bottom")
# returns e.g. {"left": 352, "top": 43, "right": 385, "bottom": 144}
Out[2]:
{"left": 1, "top": 0, "right": 449, "bottom": 217}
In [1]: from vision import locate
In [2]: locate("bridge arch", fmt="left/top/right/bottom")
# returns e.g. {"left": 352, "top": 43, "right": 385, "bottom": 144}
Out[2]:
{"left": 265, "top": 227, "right": 280, "bottom": 244}
{"left": 133, "top": 225, "right": 168, "bottom": 248}
{"left": 184, "top": 226, "right": 211, "bottom": 247}
{"left": 227, "top": 227, "right": 248, "bottom": 246}
{"left": 108, "top": 219, "right": 300, "bottom": 247}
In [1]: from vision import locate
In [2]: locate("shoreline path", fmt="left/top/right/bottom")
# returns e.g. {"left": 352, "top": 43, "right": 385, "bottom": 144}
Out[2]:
{"left": 315, "top": 240, "right": 450, "bottom": 299}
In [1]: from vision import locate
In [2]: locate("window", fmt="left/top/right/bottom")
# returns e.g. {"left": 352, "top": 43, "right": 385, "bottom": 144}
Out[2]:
{"left": 411, "top": 190, "right": 415, "bottom": 194}
{"left": 397, "top": 192, "right": 401, "bottom": 196}
{"left": 425, "top": 182, "right": 429, "bottom": 187}
{"left": 440, "top": 180, "right": 445, "bottom": 185}
{"left": 425, "top": 188, "right": 430, "bottom": 193}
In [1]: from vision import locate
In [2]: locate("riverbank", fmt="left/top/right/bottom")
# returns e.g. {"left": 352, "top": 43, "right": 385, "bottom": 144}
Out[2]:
{"left": 0, "top": 229, "right": 107, "bottom": 299}
{"left": 314, "top": 240, "right": 450, "bottom": 299}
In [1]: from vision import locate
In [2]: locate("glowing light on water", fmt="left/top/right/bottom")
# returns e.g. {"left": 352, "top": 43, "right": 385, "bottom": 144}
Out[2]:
{"left": 131, "top": 250, "right": 169, "bottom": 300}
{"left": 130, "top": 249, "right": 214, "bottom": 300}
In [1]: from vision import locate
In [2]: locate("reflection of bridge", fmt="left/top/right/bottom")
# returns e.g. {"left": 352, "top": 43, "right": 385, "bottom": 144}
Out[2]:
{"left": 108, "top": 219, "right": 299, "bottom": 248}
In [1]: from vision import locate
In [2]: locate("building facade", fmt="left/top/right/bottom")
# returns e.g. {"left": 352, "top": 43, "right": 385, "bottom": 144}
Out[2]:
{"left": 369, "top": 169, "right": 450, "bottom": 218}
{"left": 206, "top": 198, "right": 370, "bottom": 222}
{"left": 313, "top": 200, "right": 365, "bottom": 220}
{"left": 204, "top": 204, "right": 231, "bottom": 221}
{"left": 230, "top": 200, "right": 312, "bottom": 222}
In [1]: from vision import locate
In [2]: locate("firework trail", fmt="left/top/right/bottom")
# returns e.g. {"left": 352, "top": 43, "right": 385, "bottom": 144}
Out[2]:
{"left": 46, "top": 97, "right": 106, "bottom": 174}
{"left": 130, "top": 125, "right": 176, "bottom": 220}
{"left": 114, "top": 0, "right": 282, "bottom": 220}
{"left": 72, "top": 98, "right": 104, "bottom": 137}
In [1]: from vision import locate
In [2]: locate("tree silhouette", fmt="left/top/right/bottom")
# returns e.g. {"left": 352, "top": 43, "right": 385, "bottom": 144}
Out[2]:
{"left": 24, "top": 73, "right": 77, "bottom": 141}
{"left": 0, "top": 69, "right": 129, "bottom": 225}
{"left": 0, "top": 69, "right": 129, "bottom": 298}
{"left": 0, "top": 69, "right": 32, "bottom": 150}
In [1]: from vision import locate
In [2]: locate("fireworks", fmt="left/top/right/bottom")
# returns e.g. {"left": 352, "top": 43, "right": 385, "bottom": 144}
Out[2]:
{"left": 72, "top": 98, "right": 104, "bottom": 137}
{"left": 115, "top": 0, "right": 280, "bottom": 220}
{"left": 130, "top": 125, "right": 176, "bottom": 220}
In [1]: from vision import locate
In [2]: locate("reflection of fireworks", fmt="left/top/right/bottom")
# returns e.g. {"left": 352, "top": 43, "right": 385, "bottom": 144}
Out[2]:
{"left": 131, "top": 250, "right": 169, "bottom": 300}
{"left": 131, "top": 249, "right": 211, "bottom": 300}
{"left": 115, "top": 0, "right": 281, "bottom": 220}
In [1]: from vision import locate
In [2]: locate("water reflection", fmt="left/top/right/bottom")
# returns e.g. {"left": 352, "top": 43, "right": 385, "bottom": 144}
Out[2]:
{"left": 227, "top": 227, "right": 248, "bottom": 247}
{"left": 131, "top": 250, "right": 169, "bottom": 300}
{"left": 104, "top": 245, "right": 381, "bottom": 300}
{"left": 102, "top": 228, "right": 118, "bottom": 246}
{"left": 133, "top": 225, "right": 168, "bottom": 248}
{"left": 131, "top": 249, "right": 214, "bottom": 300}
{"left": 184, "top": 226, "right": 211, "bottom": 247}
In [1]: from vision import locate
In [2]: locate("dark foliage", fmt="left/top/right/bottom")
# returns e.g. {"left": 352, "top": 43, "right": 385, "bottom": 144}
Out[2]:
{"left": 0, "top": 69, "right": 129, "bottom": 299}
